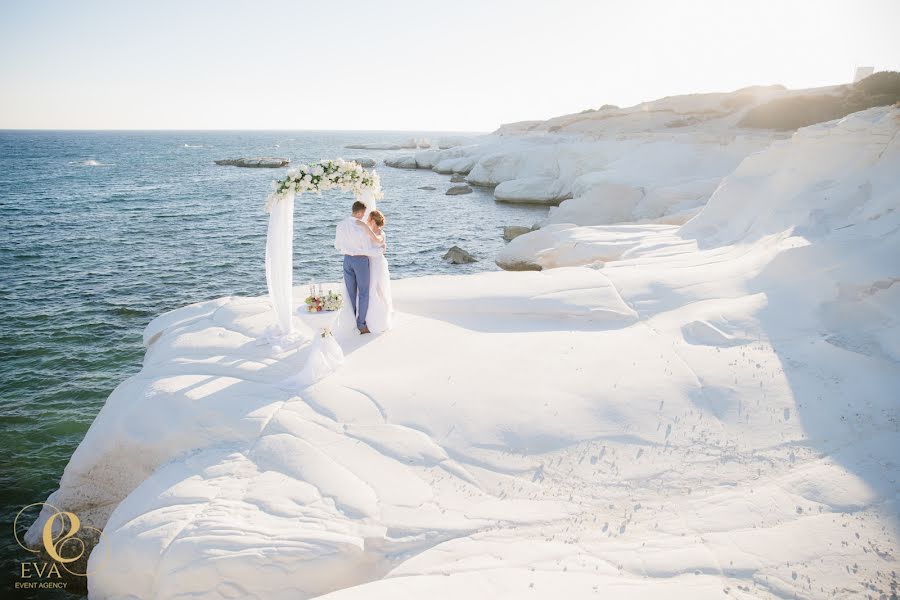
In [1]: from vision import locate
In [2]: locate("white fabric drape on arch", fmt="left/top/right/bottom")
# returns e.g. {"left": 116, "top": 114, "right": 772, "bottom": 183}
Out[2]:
{"left": 264, "top": 188, "right": 377, "bottom": 336}
{"left": 265, "top": 191, "right": 295, "bottom": 335}
{"left": 360, "top": 188, "right": 377, "bottom": 219}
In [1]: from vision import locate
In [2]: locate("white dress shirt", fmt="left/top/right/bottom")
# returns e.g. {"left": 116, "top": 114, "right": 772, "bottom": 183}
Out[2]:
{"left": 335, "top": 216, "right": 384, "bottom": 257}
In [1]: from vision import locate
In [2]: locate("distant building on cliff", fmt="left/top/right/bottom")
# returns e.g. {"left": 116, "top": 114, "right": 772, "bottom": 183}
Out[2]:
{"left": 854, "top": 66, "right": 875, "bottom": 82}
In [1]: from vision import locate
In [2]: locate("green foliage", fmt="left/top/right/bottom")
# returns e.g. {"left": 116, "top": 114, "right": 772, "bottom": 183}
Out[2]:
{"left": 849, "top": 71, "right": 900, "bottom": 107}
{"left": 739, "top": 71, "right": 900, "bottom": 130}
{"left": 738, "top": 94, "right": 848, "bottom": 130}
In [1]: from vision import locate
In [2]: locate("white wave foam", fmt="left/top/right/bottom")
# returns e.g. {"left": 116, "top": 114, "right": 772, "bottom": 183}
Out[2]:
{"left": 72, "top": 159, "right": 111, "bottom": 167}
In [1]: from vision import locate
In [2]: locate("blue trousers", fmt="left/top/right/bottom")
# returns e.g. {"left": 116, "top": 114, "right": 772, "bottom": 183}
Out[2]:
{"left": 343, "top": 255, "right": 370, "bottom": 330}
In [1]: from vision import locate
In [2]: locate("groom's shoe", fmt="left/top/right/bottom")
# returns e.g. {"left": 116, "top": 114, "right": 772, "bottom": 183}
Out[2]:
{"left": 358, "top": 326, "right": 371, "bottom": 335}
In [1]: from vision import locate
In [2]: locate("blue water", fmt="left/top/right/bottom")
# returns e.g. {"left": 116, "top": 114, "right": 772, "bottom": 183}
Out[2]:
{"left": 0, "top": 130, "right": 547, "bottom": 594}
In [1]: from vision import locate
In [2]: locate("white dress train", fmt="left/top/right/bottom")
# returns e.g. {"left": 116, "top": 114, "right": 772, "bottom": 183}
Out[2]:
{"left": 278, "top": 329, "right": 344, "bottom": 389}
{"left": 365, "top": 250, "right": 393, "bottom": 333}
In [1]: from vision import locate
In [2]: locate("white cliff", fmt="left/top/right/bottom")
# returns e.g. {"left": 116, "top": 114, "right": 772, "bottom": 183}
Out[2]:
{"left": 26, "top": 103, "right": 900, "bottom": 599}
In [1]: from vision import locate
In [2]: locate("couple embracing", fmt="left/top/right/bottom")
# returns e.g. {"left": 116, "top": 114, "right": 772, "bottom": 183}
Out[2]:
{"left": 334, "top": 200, "right": 393, "bottom": 334}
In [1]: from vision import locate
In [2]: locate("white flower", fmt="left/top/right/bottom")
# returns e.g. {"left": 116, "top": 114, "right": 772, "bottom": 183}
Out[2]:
{"left": 264, "top": 159, "right": 384, "bottom": 208}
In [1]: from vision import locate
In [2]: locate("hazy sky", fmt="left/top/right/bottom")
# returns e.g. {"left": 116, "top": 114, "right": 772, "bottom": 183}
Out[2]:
{"left": 2, "top": 0, "right": 899, "bottom": 131}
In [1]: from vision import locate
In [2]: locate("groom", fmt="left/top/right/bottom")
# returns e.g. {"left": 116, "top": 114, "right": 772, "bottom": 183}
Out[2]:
{"left": 335, "top": 200, "right": 385, "bottom": 334}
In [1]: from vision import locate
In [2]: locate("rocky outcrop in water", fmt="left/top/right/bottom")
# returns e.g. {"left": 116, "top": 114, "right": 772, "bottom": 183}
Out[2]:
{"left": 384, "top": 156, "right": 419, "bottom": 169}
{"left": 442, "top": 246, "right": 478, "bottom": 264}
{"left": 502, "top": 226, "right": 533, "bottom": 241}
{"left": 446, "top": 185, "right": 473, "bottom": 196}
{"left": 214, "top": 158, "right": 290, "bottom": 168}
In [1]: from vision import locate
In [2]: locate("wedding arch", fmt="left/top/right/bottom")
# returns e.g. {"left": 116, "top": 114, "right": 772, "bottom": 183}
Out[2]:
{"left": 264, "top": 159, "right": 383, "bottom": 335}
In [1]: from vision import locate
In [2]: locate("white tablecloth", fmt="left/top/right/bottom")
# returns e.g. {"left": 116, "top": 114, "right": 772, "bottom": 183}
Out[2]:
{"left": 279, "top": 310, "right": 344, "bottom": 390}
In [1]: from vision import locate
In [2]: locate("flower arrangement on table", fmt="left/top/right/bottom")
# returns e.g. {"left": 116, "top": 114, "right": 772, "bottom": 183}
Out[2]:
{"left": 266, "top": 159, "right": 383, "bottom": 212}
{"left": 304, "top": 290, "right": 343, "bottom": 313}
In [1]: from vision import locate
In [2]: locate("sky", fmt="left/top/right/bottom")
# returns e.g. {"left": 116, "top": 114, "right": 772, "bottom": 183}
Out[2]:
{"left": 1, "top": 0, "right": 899, "bottom": 132}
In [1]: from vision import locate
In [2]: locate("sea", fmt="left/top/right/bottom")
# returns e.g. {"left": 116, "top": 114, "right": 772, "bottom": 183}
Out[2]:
{"left": 0, "top": 130, "right": 548, "bottom": 595}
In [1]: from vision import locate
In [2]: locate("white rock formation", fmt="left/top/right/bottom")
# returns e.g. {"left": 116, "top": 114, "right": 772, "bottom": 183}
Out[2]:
{"left": 26, "top": 107, "right": 900, "bottom": 599}
{"left": 383, "top": 156, "right": 418, "bottom": 169}
{"left": 494, "top": 176, "right": 571, "bottom": 205}
{"left": 435, "top": 135, "right": 474, "bottom": 149}
{"left": 373, "top": 85, "right": 859, "bottom": 221}
{"left": 499, "top": 107, "right": 899, "bottom": 272}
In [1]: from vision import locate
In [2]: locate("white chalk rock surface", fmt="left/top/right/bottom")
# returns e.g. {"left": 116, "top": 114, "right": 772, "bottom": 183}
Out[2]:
{"left": 383, "top": 155, "right": 418, "bottom": 169}
{"left": 494, "top": 176, "right": 571, "bottom": 205}
{"left": 27, "top": 106, "right": 900, "bottom": 600}
{"left": 433, "top": 155, "right": 477, "bottom": 175}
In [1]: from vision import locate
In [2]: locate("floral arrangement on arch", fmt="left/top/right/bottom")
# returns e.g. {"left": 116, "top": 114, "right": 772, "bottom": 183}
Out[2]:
{"left": 266, "top": 159, "right": 383, "bottom": 212}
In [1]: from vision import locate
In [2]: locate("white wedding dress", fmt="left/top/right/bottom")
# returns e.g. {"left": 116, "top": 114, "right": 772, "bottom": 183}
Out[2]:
{"left": 365, "top": 244, "right": 393, "bottom": 333}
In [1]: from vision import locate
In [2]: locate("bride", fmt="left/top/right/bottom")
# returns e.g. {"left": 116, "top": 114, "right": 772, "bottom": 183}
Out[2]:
{"left": 354, "top": 209, "right": 393, "bottom": 333}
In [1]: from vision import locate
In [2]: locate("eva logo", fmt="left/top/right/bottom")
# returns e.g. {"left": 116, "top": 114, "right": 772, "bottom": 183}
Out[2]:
{"left": 13, "top": 502, "right": 109, "bottom": 589}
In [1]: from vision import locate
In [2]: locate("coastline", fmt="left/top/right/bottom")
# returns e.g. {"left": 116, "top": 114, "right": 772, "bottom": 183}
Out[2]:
{"left": 0, "top": 128, "right": 542, "bottom": 598}
{"left": 14, "top": 98, "right": 900, "bottom": 598}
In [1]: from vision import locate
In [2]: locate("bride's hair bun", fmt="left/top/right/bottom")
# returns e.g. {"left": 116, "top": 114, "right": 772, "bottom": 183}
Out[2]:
{"left": 370, "top": 210, "right": 385, "bottom": 227}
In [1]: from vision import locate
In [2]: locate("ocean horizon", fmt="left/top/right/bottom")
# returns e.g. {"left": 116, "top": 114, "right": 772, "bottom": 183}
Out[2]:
{"left": 0, "top": 128, "right": 491, "bottom": 134}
